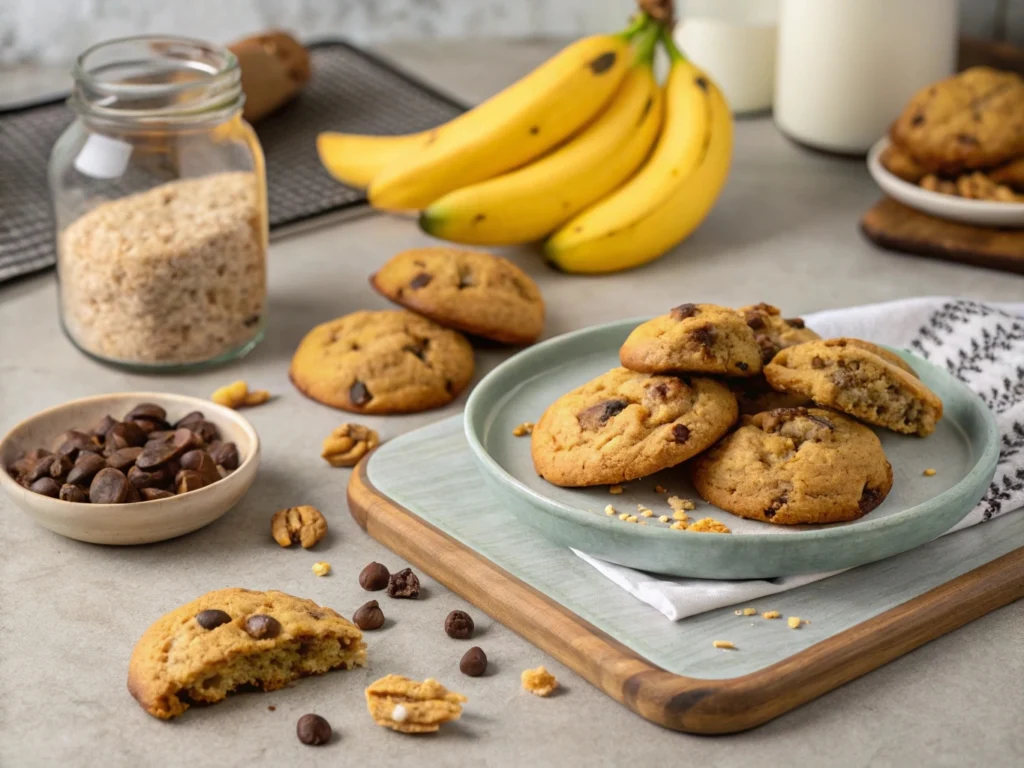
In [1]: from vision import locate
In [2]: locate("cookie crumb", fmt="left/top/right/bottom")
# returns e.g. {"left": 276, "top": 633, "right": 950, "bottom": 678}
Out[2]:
{"left": 734, "top": 610, "right": 743, "bottom": 616}
{"left": 923, "top": 468, "right": 937, "bottom": 476}
{"left": 713, "top": 640, "right": 737, "bottom": 650}
{"left": 638, "top": 506, "right": 654, "bottom": 518}
{"left": 668, "top": 496, "right": 696, "bottom": 511}
{"left": 787, "top": 616, "right": 803, "bottom": 629}
{"left": 512, "top": 421, "right": 534, "bottom": 437}
{"left": 625, "top": 515, "right": 638, "bottom": 523}
{"left": 618, "top": 513, "right": 630, "bottom": 521}
{"left": 521, "top": 666, "right": 558, "bottom": 697}
{"left": 670, "top": 521, "right": 687, "bottom": 531}
{"left": 312, "top": 561, "right": 332, "bottom": 577}
{"left": 609, "top": 485, "right": 625, "bottom": 495}
{"left": 688, "top": 518, "right": 731, "bottom": 534}
{"left": 365, "top": 675, "right": 466, "bottom": 733}
{"left": 672, "top": 510, "right": 690, "bottom": 522}
{"left": 212, "top": 380, "right": 270, "bottom": 409}
{"left": 742, "top": 607, "right": 757, "bottom": 616}
{"left": 604, "top": 505, "right": 616, "bottom": 516}
{"left": 654, "top": 484, "right": 667, "bottom": 493}
{"left": 658, "top": 515, "right": 670, "bottom": 523}
{"left": 762, "top": 611, "right": 781, "bottom": 619}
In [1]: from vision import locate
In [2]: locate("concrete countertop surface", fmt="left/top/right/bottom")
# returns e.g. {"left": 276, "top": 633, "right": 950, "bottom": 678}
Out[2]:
{"left": 1, "top": 39, "right": 1022, "bottom": 768}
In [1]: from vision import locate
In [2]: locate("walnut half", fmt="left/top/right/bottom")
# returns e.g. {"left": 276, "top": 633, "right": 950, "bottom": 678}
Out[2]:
{"left": 271, "top": 505, "right": 327, "bottom": 549}
{"left": 321, "top": 424, "right": 380, "bottom": 467}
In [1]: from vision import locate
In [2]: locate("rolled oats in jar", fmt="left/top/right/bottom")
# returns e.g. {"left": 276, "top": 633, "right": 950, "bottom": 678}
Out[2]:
{"left": 50, "top": 36, "right": 268, "bottom": 369}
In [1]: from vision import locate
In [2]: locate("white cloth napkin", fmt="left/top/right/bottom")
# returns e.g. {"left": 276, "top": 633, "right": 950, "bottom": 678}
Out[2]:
{"left": 576, "top": 297, "right": 1024, "bottom": 620}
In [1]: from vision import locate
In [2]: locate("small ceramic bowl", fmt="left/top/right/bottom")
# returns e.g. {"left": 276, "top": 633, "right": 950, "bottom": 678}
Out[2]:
{"left": 867, "top": 137, "right": 1024, "bottom": 228}
{"left": 0, "top": 392, "right": 260, "bottom": 545}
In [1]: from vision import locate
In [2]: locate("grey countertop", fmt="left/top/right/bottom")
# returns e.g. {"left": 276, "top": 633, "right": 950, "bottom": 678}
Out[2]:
{"left": 1, "top": 39, "right": 1023, "bottom": 768}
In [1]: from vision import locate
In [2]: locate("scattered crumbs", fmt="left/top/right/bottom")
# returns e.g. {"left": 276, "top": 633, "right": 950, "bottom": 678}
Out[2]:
{"left": 668, "top": 496, "right": 696, "bottom": 511}
{"left": 787, "top": 616, "right": 803, "bottom": 629}
{"left": 688, "top": 518, "right": 732, "bottom": 534}
{"left": 618, "top": 513, "right": 630, "bottom": 521}
{"left": 639, "top": 507, "right": 654, "bottom": 518}
{"left": 762, "top": 611, "right": 781, "bottom": 620}
{"left": 605, "top": 505, "right": 616, "bottom": 516}
{"left": 512, "top": 421, "right": 534, "bottom": 437}
{"left": 742, "top": 607, "right": 757, "bottom": 616}
{"left": 923, "top": 468, "right": 937, "bottom": 477}
{"left": 626, "top": 515, "right": 639, "bottom": 523}
{"left": 312, "top": 561, "right": 332, "bottom": 577}
{"left": 658, "top": 515, "right": 670, "bottom": 523}
{"left": 713, "top": 640, "right": 737, "bottom": 650}
{"left": 672, "top": 510, "right": 690, "bottom": 522}
{"left": 609, "top": 485, "right": 625, "bottom": 495}
{"left": 654, "top": 484, "right": 667, "bottom": 494}
{"left": 670, "top": 521, "right": 687, "bottom": 531}
{"left": 268, "top": 705, "right": 276, "bottom": 712}
{"left": 733, "top": 610, "right": 743, "bottom": 616}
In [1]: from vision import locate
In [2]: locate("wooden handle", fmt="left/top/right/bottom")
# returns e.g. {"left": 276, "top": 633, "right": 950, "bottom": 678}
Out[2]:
{"left": 229, "top": 30, "right": 312, "bottom": 123}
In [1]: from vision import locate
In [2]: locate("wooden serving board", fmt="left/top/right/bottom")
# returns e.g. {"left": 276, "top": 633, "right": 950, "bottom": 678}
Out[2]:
{"left": 861, "top": 197, "right": 1024, "bottom": 275}
{"left": 347, "top": 416, "right": 1024, "bottom": 735}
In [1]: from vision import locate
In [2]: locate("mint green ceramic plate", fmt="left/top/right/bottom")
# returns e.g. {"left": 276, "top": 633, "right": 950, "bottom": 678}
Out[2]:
{"left": 464, "top": 319, "right": 1000, "bottom": 579}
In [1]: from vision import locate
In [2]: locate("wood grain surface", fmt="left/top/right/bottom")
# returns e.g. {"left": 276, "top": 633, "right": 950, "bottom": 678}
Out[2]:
{"left": 348, "top": 457, "right": 1024, "bottom": 734}
{"left": 861, "top": 198, "right": 1024, "bottom": 275}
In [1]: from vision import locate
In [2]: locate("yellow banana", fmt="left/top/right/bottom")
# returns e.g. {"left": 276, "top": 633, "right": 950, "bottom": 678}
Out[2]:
{"left": 368, "top": 32, "right": 635, "bottom": 211}
{"left": 317, "top": 131, "right": 430, "bottom": 189}
{"left": 545, "top": 40, "right": 711, "bottom": 254}
{"left": 544, "top": 70, "right": 733, "bottom": 274}
{"left": 419, "top": 38, "right": 663, "bottom": 246}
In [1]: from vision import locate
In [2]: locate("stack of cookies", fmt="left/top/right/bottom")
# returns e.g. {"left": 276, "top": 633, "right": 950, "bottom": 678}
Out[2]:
{"left": 290, "top": 247, "right": 544, "bottom": 414}
{"left": 881, "top": 67, "right": 1024, "bottom": 203}
{"left": 531, "top": 303, "right": 944, "bottom": 526}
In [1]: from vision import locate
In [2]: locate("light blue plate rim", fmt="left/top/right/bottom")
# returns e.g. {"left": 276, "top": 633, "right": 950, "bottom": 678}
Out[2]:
{"left": 464, "top": 317, "right": 1001, "bottom": 546}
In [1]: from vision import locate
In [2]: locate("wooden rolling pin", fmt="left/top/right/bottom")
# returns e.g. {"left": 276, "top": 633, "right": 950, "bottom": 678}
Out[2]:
{"left": 229, "top": 31, "right": 312, "bottom": 123}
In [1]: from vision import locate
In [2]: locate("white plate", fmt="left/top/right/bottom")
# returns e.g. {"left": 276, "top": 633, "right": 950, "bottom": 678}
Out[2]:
{"left": 867, "top": 137, "right": 1024, "bottom": 228}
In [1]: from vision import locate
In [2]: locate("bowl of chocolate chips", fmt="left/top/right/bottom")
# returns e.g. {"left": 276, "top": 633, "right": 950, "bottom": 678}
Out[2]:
{"left": 0, "top": 393, "right": 260, "bottom": 544}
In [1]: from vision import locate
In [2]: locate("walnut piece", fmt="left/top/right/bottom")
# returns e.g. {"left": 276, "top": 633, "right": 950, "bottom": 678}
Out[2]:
{"left": 212, "top": 380, "right": 271, "bottom": 409}
{"left": 321, "top": 423, "right": 380, "bottom": 468}
{"left": 365, "top": 675, "right": 466, "bottom": 733}
{"left": 271, "top": 505, "right": 327, "bottom": 549}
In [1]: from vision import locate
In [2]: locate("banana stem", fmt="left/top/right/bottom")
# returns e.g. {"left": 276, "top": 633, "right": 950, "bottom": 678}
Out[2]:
{"left": 659, "top": 25, "right": 687, "bottom": 62}
{"left": 616, "top": 13, "right": 651, "bottom": 40}
{"left": 633, "top": 21, "right": 661, "bottom": 64}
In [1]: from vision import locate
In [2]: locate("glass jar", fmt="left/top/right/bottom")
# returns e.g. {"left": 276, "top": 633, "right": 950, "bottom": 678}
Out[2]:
{"left": 49, "top": 35, "right": 268, "bottom": 370}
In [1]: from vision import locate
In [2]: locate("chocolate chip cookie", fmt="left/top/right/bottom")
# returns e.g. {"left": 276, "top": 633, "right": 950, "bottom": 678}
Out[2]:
{"left": 729, "top": 375, "right": 812, "bottom": 416}
{"left": 289, "top": 310, "right": 474, "bottom": 414}
{"left": 128, "top": 588, "right": 366, "bottom": 719}
{"left": 889, "top": 67, "right": 1024, "bottom": 174}
{"left": 738, "top": 303, "right": 820, "bottom": 364}
{"left": 619, "top": 303, "right": 762, "bottom": 376}
{"left": 692, "top": 407, "right": 893, "bottom": 525}
{"left": 764, "top": 338, "right": 942, "bottom": 436}
{"left": 371, "top": 247, "right": 544, "bottom": 345}
{"left": 531, "top": 367, "right": 739, "bottom": 487}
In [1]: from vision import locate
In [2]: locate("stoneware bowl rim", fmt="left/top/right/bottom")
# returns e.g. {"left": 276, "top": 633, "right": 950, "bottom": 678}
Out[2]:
{"left": 0, "top": 391, "right": 260, "bottom": 544}
{"left": 464, "top": 317, "right": 1001, "bottom": 548}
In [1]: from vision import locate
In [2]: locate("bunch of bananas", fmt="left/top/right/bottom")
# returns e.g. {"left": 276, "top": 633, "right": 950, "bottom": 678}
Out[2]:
{"left": 317, "top": 14, "right": 732, "bottom": 274}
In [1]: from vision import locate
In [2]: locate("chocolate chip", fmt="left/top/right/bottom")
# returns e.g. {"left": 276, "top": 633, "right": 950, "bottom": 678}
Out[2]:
{"left": 459, "top": 646, "right": 488, "bottom": 677}
{"left": 126, "top": 403, "right": 167, "bottom": 423}
{"left": 911, "top": 113, "right": 924, "bottom": 126}
{"left": 174, "top": 411, "right": 206, "bottom": 430}
{"left": 445, "top": 610, "right": 474, "bottom": 639}
{"left": 785, "top": 317, "right": 805, "bottom": 329}
{"left": 26, "top": 448, "right": 52, "bottom": 462}
{"left": 49, "top": 454, "right": 73, "bottom": 481}
{"left": 387, "top": 567, "right": 420, "bottom": 599}
{"left": 647, "top": 383, "right": 669, "bottom": 400}
{"left": 744, "top": 310, "right": 766, "bottom": 330}
{"left": 296, "top": 714, "right": 332, "bottom": 746}
{"left": 359, "top": 562, "right": 391, "bottom": 591}
{"left": 89, "top": 468, "right": 131, "bottom": 504}
{"left": 671, "top": 424, "right": 691, "bottom": 443}
{"left": 137, "top": 428, "right": 193, "bottom": 468}
{"left": 141, "top": 487, "right": 175, "bottom": 501}
{"left": 106, "top": 446, "right": 143, "bottom": 471}
{"left": 245, "top": 614, "right": 282, "bottom": 639}
{"left": 859, "top": 485, "right": 885, "bottom": 514}
{"left": 180, "top": 449, "right": 220, "bottom": 485}
{"left": 811, "top": 355, "right": 826, "bottom": 369}
{"left": 765, "top": 492, "right": 789, "bottom": 519}
{"left": 691, "top": 326, "right": 716, "bottom": 349}
{"left": 175, "top": 469, "right": 208, "bottom": 494}
{"left": 577, "top": 399, "right": 628, "bottom": 430}
{"left": 90, "top": 415, "right": 117, "bottom": 438}
{"left": 353, "top": 600, "right": 385, "bottom": 630}
{"left": 25, "top": 454, "right": 58, "bottom": 483}
{"left": 350, "top": 381, "right": 372, "bottom": 408}
{"left": 131, "top": 418, "right": 166, "bottom": 435}
{"left": 757, "top": 336, "right": 780, "bottom": 364}
{"left": 409, "top": 272, "right": 432, "bottom": 289}
{"left": 831, "top": 369, "right": 855, "bottom": 388}
{"left": 67, "top": 451, "right": 108, "bottom": 486}
{"left": 29, "top": 477, "right": 60, "bottom": 497}
{"left": 208, "top": 441, "right": 239, "bottom": 470}
{"left": 107, "top": 421, "right": 147, "bottom": 448}
{"left": 127, "top": 464, "right": 171, "bottom": 490}
{"left": 403, "top": 340, "right": 428, "bottom": 361}
{"left": 59, "top": 484, "right": 88, "bottom": 503}
{"left": 196, "top": 609, "right": 232, "bottom": 630}
{"left": 736, "top": 361, "right": 749, "bottom": 372}
{"left": 55, "top": 430, "right": 98, "bottom": 459}
{"left": 670, "top": 303, "right": 698, "bottom": 320}
{"left": 956, "top": 133, "right": 979, "bottom": 146}
{"left": 191, "top": 421, "right": 219, "bottom": 445}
